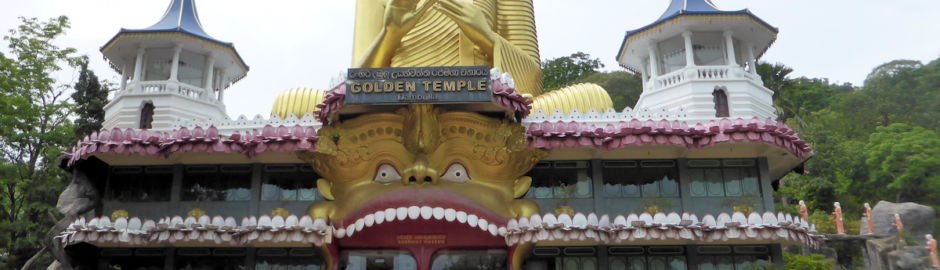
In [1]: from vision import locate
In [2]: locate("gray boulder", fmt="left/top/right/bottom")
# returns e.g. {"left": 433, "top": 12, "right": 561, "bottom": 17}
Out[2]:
{"left": 871, "top": 201, "right": 936, "bottom": 245}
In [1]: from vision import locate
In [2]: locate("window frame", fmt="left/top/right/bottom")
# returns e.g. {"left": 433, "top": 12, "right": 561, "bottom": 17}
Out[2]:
{"left": 601, "top": 160, "right": 680, "bottom": 198}
{"left": 688, "top": 159, "right": 761, "bottom": 198}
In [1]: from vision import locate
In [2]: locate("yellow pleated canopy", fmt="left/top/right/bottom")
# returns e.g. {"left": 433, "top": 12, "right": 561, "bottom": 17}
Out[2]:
{"left": 270, "top": 88, "right": 327, "bottom": 119}
{"left": 530, "top": 83, "right": 613, "bottom": 114}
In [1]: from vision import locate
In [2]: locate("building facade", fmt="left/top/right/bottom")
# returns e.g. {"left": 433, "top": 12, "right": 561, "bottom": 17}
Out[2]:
{"left": 48, "top": 0, "right": 821, "bottom": 270}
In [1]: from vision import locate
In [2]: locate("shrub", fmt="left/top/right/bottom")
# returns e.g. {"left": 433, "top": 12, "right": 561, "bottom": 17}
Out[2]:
{"left": 783, "top": 253, "right": 833, "bottom": 270}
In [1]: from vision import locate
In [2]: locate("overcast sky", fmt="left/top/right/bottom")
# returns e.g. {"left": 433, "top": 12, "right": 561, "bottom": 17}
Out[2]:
{"left": 3, "top": 0, "right": 939, "bottom": 118}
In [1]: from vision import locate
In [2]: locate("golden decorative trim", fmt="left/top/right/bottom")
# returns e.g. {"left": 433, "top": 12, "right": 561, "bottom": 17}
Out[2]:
{"left": 618, "top": 13, "right": 778, "bottom": 63}
{"left": 101, "top": 32, "right": 247, "bottom": 73}
{"left": 111, "top": 210, "right": 129, "bottom": 220}
{"left": 272, "top": 208, "right": 290, "bottom": 219}
{"left": 188, "top": 208, "right": 205, "bottom": 218}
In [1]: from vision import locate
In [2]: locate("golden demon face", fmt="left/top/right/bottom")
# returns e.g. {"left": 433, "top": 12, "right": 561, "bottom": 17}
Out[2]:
{"left": 302, "top": 105, "right": 546, "bottom": 228}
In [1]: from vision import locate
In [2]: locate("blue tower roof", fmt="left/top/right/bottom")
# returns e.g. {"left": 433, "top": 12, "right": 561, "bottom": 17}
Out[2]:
{"left": 100, "top": 0, "right": 248, "bottom": 72}
{"left": 615, "top": 0, "right": 778, "bottom": 66}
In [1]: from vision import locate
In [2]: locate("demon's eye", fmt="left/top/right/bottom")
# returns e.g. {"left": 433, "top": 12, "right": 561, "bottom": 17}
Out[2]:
{"left": 441, "top": 163, "right": 471, "bottom": 183}
{"left": 374, "top": 164, "right": 401, "bottom": 183}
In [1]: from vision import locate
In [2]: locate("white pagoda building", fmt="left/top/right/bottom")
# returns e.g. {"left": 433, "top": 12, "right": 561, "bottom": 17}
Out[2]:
{"left": 99, "top": 0, "right": 249, "bottom": 130}
{"left": 616, "top": 0, "right": 778, "bottom": 122}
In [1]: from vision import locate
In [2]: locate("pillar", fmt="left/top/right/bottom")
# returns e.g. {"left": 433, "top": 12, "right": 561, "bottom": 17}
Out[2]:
{"left": 591, "top": 159, "right": 606, "bottom": 215}
{"left": 758, "top": 157, "right": 775, "bottom": 212}
{"left": 747, "top": 42, "right": 758, "bottom": 77}
{"left": 170, "top": 165, "right": 183, "bottom": 214}
{"left": 682, "top": 31, "right": 695, "bottom": 67}
{"left": 203, "top": 52, "right": 215, "bottom": 100}
{"left": 648, "top": 45, "right": 660, "bottom": 89}
{"left": 723, "top": 31, "right": 737, "bottom": 66}
{"left": 217, "top": 68, "right": 227, "bottom": 102}
{"left": 677, "top": 158, "right": 692, "bottom": 213}
{"left": 133, "top": 46, "right": 145, "bottom": 83}
{"left": 169, "top": 43, "right": 183, "bottom": 81}
{"left": 640, "top": 61, "right": 648, "bottom": 91}
{"left": 249, "top": 163, "right": 262, "bottom": 217}
{"left": 120, "top": 64, "right": 128, "bottom": 91}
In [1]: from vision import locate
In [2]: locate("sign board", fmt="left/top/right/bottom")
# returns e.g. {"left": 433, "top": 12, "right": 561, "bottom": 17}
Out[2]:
{"left": 345, "top": 66, "right": 492, "bottom": 104}
{"left": 396, "top": 234, "right": 447, "bottom": 245}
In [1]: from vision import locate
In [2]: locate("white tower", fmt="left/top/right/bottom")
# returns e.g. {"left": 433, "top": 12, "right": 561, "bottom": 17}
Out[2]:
{"left": 100, "top": 0, "right": 249, "bottom": 131}
{"left": 616, "top": 0, "right": 777, "bottom": 122}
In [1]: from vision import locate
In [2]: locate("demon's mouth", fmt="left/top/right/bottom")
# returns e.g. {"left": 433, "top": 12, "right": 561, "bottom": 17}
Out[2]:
{"left": 332, "top": 189, "right": 511, "bottom": 239}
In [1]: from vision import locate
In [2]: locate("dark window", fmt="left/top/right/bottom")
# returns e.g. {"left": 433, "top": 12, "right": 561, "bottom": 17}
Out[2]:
{"left": 140, "top": 102, "right": 155, "bottom": 129}
{"left": 525, "top": 247, "right": 597, "bottom": 270}
{"left": 431, "top": 249, "right": 508, "bottom": 270}
{"left": 713, "top": 89, "right": 729, "bottom": 117}
{"left": 262, "top": 164, "right": 322, "bottom": 201}
{"left": 602, "top": 160, "right": 679, "bottom": 198}
{"left": 99, "top": 248, "right": 165, "bottom": 270}
{"left": 182, "top": 165, "right": 252, "bottom": 201}
{"left": 689, "top": 159, "right": 760, "bottom": 197}
{"left": 607, "top": 246, "right": 687, "bottom": 270}
{"left": 341, "top": 250, "right": 416, "bottom": 270}
{"left": 108, "top": 166, "right": 172, "bottom": 202}
{"left": 256, "top": 248, "right": 325, "bottom": 270}
{"left": 695, "top": 246, "right": 771, "bottom": 270}
{"left": 525, "top": 161, "right": 593, "bottom": 199}
{"left": 176, "top": 248, "right": 246, "bottom": 270}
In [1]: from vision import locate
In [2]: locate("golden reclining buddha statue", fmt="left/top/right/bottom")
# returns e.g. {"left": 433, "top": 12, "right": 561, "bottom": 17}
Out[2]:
{"left": 290, "top": 1, "right": 614, "bottom": 270}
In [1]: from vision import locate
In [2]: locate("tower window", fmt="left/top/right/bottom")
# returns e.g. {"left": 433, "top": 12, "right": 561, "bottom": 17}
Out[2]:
{"left": 140, "top": 102, "right": 155, "bottom": 129}
{"left": 713, "top": 89, "right": 729, "bottom": 117}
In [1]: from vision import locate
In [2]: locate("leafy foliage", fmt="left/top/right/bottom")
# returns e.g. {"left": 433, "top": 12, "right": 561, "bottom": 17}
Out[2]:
{"left": 0, "top": 16, "right": 84, "bottom": 269}
{"left": 72, "top": 59, "right": 111, "bottom": 139}
{"left": 575, "top": 71, "right": 642, "bottom": 110}
{"left": 541, "top": 52, "right": 603, "bottom": 92}
{"left": 782, "top": 253, "right": 833, "bottom": 270}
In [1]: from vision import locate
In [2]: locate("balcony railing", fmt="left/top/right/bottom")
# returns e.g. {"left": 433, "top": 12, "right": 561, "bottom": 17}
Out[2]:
{"left": 647, "top": 65, "right": 762, "bottom": 91}
{"left": 119, "top": 80, "right": 222, "bottom": 106}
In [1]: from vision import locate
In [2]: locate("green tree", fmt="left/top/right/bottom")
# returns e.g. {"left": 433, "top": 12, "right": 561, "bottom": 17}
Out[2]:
{"left": 865, "top": 123, "right": 940, "bottom": 203}
{"left": 575, "top": 71, "right": 642, "bottom": 110}
{"left": 541, "top": 52, "right": 604, "bottom": 92}
{"left": 0, "top": 16, "right": 81, "bottom": 269}
{"left": 71, "top": 59, "right": 110, "bottom": 139}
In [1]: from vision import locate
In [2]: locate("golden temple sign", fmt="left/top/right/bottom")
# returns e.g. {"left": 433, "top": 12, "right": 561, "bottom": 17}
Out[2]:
{"left": 345, "top": 66, "right": 492, "bottom": 104}
{"left": 396, "top": 234, "right": 447, "bottom": 245}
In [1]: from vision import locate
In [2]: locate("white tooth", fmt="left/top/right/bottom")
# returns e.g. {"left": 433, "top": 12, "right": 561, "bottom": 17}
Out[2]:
{"left": 479, "top": 219, "right": 488, "bottom": 231}
{"left": 456, "top": 211, "right": 468, "bottom": 223}
{"left": 433, "top": 207, "right": 445, "bottom": 220}
{"left": 347, "top": 224, "right": 355, "bottom": 237}
{"left": 420, "top": 207, "right": 433, "bottom": 219}
{"left": 445, "top": 209, "right": 457, "bottom": 222}
{"left": 364, "top": 215, "right": 375, "bottom": 227}
{"left": 397, "top": 207, "right": 408, "bottom": 221}
{"left": 386, "top": 208, "right": 397, "bottom": 222}
{"left": 336, "top": 228, "right": 346, "bottom": 238}
{"left": 375, "top": 211, "right": 385, "bottom": 225}
{"left": 468, "top": 215, "right": 479, "bottom": 227}
{"left": 498, "top": 227, "right": 507, "bottom": 236}
{"left": 355, "top": 219, "right": 365, "bottom": 231}
{"left": 408, "top": 206, "right": 421, "bottom": 220}
{"left": 489, "top": 224, "right": 498, "bottom": 236}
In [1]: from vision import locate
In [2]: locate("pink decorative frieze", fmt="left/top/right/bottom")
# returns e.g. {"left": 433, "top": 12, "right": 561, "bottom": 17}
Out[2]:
{"left": 524, "top": 115, "right": 811, "bottom": 159}
{"left": 66, "top": 125, "right": 319, "bottom": 166}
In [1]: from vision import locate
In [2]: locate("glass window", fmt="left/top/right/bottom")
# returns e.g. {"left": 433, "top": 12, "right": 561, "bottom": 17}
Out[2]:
{"left": 431, "top": 249, "right": 508, "bottom": 270}
{"left": 100, "top": 248, "right": 165, "bottom": 270}
{"left": 690, "top": 32, "right": 725, "bottom": 66}
{"left": 144, "top": 48, "right": 173, "bottom": 81}
{"left": 342, "top": 250, "right": 416, "bottom": 270}
{"left": 256, "top": 248, "right": 325, "bottom": 270}
{"left": 178, "top": 50, "right": 206, "bottom": 87}
{"left": 262, "top": 165, "right": 322, "bottom": 201}
{"left": 657, "top": 35, "right": 686, "bottom": 75}
{"left": 689, "top": 160, "right": 760, "bottom": 197}
{"left": 182, "top": 165, "right": 252, "bottom": 201}
{"left": 140, "top": 102, "right": 155, "bottom": 129}
{"left": 108, "top": 166, "right": 172, "bottom": 202}
{"left": 713, "top": 90, "right": 730, "bottom": 118}
{"left": 526, "top": 161, "right": 593, "bottom": 199}
{"left": 176, "top": 248, "right": 246, "bottom": 270}
{"left": 695, "top": 246, "right": 771, "bottom": 270}
{"left": 602, "top": 161, "right": 678, "bottom": 198}
{"left": 607, "top": 246, "right": 686, "bottom": 270}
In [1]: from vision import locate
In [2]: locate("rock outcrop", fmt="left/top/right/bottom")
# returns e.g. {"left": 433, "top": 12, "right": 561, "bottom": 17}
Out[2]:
{"left": 871, "top": 201, "right": 936, "bottom": 245}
